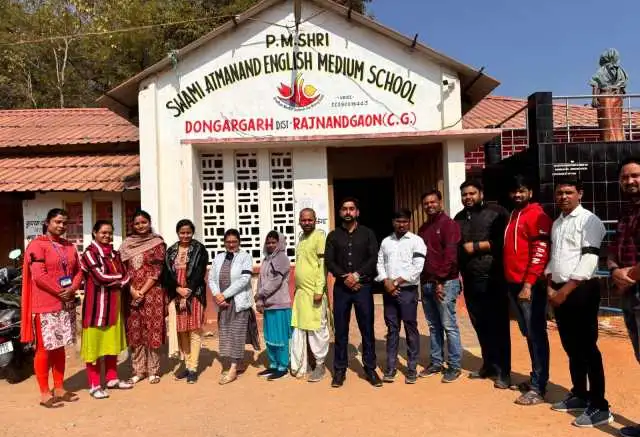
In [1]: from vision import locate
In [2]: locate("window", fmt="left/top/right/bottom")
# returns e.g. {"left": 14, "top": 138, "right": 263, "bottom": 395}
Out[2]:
{"left": 200, "top": 150, "right": 296, "bottom": 264}
{"left": 124, "top": 200, "right": 141, "bottom": 236}
{"left": 64, "top": 202, "right": 83, "bottom": 252}
{"left": 94, "top": 201, "right": 113, "bottom": 222}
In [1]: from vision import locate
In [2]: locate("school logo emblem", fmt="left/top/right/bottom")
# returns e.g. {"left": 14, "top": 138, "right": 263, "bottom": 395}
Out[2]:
{"left": 275, "top": 73, "right": 323, "bottom": 110}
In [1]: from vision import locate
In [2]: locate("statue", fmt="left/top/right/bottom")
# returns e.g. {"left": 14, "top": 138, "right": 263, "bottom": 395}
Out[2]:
{"left": 590, "top": 48, "right": 629, "bottom": 141}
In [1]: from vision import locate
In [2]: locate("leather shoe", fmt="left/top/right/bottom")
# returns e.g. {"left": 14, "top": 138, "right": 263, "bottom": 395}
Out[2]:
{"left": 468, "top": 367, "right": 495, "bottom": 380}
{"left": 331, "top": 370, "right": 346, "bottom": 388}
{"left": 365, "top": 369, "right": 383, "bottom": 387}
{"left": 494, "top": 378, "right": 511, "bottom": 390}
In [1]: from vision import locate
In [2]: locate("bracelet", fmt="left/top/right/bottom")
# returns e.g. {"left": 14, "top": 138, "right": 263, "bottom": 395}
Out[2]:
{"left": 473, "top": 241, "right": 480, "bottom": 252}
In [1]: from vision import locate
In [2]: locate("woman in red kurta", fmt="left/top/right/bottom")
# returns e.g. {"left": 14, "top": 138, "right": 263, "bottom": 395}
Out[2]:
{"left": 21, "top": 208, "right": 83, "bottom": 408}
{"left": 119, "top": 210, "right": 167, "bottom": 384}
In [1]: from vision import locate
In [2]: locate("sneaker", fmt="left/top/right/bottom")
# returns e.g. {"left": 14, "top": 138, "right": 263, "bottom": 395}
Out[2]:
{"left": 308, "top": 365, "right": 326, "bottom": 383}
{"left": 331, "top": 370, "right": 346, "bottom": 388}
{"left": 419, "top": 364, "right": 443, "bottom": 378}
{"left": 89, "top": 387, "right": 109, "bottom": 400}
{"left": 620, "top": 425, "right": 640, "bottom": 437}
{"left": 186, "top": 371, "right": 198, "bottom": 384}
{"left": 573, "top": 406, "right": 614, "bottom": 428}
{"left": 441, "top": 368, "right": 462, "bottom": 383}
{"left": 382, "top": 370, "right": 396, "bottom": 383}
{"left": 174, "top": 369, "right": 189, "bottom": 381}
{"left": 405, "top": 372, "right": 418, "bottom": 385}
{"left": 365, "top": 369, "right": 383, "bottom": 387}
{"left": 257, "top": 368, "right": 276, "bottom": 378}
{"left": 551, "top": 394, "right": 589, "bottom": 412}
{"left": 267, "top": 370, "right": 289, "bottom": 381}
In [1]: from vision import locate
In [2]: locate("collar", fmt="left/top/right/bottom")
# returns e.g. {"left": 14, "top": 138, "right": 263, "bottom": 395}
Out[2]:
{"left": 340, "top": 222, "right": 359, "bottom": 234}
{"left": 562, "top": 204, "right": 584, "bottom": 218}
{"left": 391, "top": 231, "right": 413, "bottom": 241}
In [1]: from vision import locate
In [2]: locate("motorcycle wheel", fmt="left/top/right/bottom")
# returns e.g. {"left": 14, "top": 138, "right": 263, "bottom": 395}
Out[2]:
{"left": 4, "top": 350, "right": 33, "bottom": 384}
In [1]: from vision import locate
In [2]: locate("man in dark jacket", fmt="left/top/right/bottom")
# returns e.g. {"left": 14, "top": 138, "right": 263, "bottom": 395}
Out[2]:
{"left": 454, "top": 179, "right": 511, "bottom": 389}
{"left": 325, "top": 197, "right": 382, "bottom": 388}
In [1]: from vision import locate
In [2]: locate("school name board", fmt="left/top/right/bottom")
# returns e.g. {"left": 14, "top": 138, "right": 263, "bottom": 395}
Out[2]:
{"left": 165, "top": 31, "right": 421, "bottom": 123}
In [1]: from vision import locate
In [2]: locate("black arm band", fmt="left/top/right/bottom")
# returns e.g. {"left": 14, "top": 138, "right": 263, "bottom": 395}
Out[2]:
{"left": 473, "top": 241, "right": 480, "bottom": 252}
{"left": 581, "top": 247, "right": 600, "bottom": 256}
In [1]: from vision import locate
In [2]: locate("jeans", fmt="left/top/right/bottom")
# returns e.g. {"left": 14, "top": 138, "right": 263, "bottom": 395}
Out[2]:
{"left": 463, "top": 275, "right": 511, "bottom": 380}
{"left": 621, "top": 287, "right": 640, "bottom": 364}
{"left": 383, "top": 286, "right": 420, "bottom": 374}
{"left": 553, "top": 279, "right": 608, "bottom": 410}
{"left": 333, "top": 282, "right": 377, "bottom": 372}
{"left": 506, "top": 281, "right": 550, "bottom": 394}
{"left": 422, "top": 279, "right": 463, "bottom": 369}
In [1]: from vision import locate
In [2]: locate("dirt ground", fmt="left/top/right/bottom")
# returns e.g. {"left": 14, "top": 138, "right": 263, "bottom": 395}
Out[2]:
{"left": 1, "top": 306, "right": 638, "bottom": 437}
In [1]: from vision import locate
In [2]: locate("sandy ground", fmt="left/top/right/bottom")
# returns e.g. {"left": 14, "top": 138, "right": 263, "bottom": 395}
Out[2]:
{"left": 0, "top": 305, "right": 638, "bottom": 437}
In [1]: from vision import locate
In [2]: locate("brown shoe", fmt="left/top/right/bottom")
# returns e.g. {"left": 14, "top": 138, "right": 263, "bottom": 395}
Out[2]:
{"left": 515, "top": 390, "right": 545, "bottom": 406}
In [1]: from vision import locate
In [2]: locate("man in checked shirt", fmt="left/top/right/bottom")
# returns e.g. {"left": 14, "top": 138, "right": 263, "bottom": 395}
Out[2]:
{"left": 607, "top": 156, "right": 640, "bottom": 437}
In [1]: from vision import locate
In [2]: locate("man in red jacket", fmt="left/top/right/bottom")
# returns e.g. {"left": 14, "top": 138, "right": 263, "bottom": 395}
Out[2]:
{"left": 503, "top": 174, "right": 552, "bottom": 406}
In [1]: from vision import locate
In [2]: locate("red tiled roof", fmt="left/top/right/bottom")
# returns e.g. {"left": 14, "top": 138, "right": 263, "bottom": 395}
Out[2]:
{"left": 463, "top": 95, "right": 640, "bottom": 129}
{"left": 0, "top": 154, "right": 139, "bottom": 192}
{"left": 0, "top": 108, "right": 138, "bottom": 148}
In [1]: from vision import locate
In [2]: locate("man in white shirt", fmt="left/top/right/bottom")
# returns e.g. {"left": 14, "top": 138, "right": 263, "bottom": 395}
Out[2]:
{"left": 546, "top": 177, "right": 612, "bottom": 428}
{"left": 376, "top": 208, "right": 427, "bottom": 384}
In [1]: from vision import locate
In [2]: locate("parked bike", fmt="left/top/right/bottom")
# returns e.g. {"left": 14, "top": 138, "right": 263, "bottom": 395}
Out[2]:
{"left": 0, "top": 249, "right": 33, "bottom": 383}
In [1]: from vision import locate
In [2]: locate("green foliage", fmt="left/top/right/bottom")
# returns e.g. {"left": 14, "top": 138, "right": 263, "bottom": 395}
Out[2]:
{"left": 0, "top": 0, "right": 371, "bottom": 109}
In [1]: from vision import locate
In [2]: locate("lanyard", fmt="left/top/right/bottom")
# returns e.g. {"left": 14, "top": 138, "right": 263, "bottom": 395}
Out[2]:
{"left": 49, "top": 239, "right": 69, "bottom": 276}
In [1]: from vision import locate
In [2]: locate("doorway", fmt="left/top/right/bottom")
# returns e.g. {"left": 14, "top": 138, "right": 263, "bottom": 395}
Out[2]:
{"left": 332, "top": 177, "right": 394, "bottom": 248}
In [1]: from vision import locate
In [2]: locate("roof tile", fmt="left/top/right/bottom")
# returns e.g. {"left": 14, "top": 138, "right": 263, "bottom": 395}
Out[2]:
{"left": 0, "top": 108, "right": 138, "bottom": 148}
{"left": 463, "top": 95, "right": 640, "bottom": 129}
{"left": 0, "top": 154, "right": 139, "bottom": 192}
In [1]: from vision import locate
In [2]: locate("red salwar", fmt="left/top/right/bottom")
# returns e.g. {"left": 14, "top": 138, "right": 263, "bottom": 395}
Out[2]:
{"left": 34, "top": 314, "right": 65, "bottom": 395}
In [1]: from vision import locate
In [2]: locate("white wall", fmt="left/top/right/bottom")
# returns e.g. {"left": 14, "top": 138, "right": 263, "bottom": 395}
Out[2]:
{"left": 442, "top": 139, "right": 466, "bottom": 218}
{"left": 137, "top": 0, "right": 467, "bottom": 257}
{"left": 292, "top": 147, "right": 330, "bottom": 235}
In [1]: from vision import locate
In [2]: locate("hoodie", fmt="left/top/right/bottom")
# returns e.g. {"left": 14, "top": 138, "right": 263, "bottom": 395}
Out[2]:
{"left": 503, "top": 202, "right": 552, "bottom": 285}
{"left": 256, "top": 232, "right": 291, "bottom": 310}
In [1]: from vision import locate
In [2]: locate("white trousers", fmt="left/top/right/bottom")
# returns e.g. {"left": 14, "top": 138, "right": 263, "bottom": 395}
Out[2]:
{"left": 290, "top": 301, "right": 330, "bottom": 378}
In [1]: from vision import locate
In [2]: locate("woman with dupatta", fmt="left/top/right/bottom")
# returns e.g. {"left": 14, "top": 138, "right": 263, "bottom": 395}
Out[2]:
{"left": 255, "top": 231, "right": 292, "bottom": 381}
{"left": 80, "top": 220, "right": 133, "bottom": 399}
{"left": 21, "top": 208, "right": 82, "bottom": 408}
{"left": 119, "top": 210, "right": 167, "bottom": 385}
{"left": 164, "top": 219, "right": 209, "bottom": 384}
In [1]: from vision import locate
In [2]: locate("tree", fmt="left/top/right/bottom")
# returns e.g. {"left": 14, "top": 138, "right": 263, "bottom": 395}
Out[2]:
{"left": 0, "top": 0, "right": 372, "bottom": 109}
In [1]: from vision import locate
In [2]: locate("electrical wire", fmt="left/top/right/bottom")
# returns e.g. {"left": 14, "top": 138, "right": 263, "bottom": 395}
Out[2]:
{"left": 0, "top": 14, "right": 238, "bottom": 47}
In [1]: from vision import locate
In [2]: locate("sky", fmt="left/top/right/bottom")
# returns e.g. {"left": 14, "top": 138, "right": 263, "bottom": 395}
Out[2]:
{"left": 369, "top": 0, "right": 639, "bottom": 98}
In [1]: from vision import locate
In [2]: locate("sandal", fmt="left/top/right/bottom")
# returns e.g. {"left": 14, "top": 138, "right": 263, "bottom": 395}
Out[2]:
{"left": 54, "top": 391, "right": 79, "bottom": 403}
{"left": 39, "top": 397, "right": 63, "bottom": 409}
{"left": 219, "top": 372, "right": 237, "bottom": 385}
{"left": 149, "top": 375, "right": 161, "bottom": 384}
{"left": 515, "top": 390, "right": 545, "bottom": 406}
{"left": 127, "top": 375, "right": 146, "bottom": 385}
{"left": 106, "top": 379, "right": 133, "bottom": 390}
{"left": 89, "top": 387, "right": 110, "bottom": 400}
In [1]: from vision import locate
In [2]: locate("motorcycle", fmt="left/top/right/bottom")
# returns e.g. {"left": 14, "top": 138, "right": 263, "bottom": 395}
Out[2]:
{"left": 0, "top": 249, "right": 33, "bottom": 383}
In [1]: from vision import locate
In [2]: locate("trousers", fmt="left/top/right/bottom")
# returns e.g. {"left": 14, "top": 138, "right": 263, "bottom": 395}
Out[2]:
{"left": 333, "top": 282, "right": 377, "bottom": 372}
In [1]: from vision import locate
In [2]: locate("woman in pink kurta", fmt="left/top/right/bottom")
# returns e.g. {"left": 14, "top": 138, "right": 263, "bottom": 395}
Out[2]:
{"left": 120, "top": 210, "right": 166, "bottom": 384}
